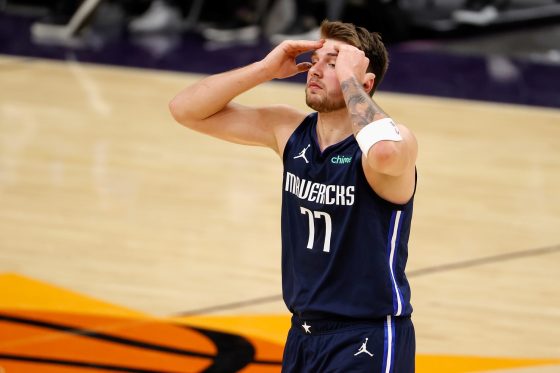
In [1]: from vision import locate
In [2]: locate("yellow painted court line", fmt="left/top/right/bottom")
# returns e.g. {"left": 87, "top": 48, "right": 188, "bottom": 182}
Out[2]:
{"left": 0, "top": 273, "right": 146, "bottom": 318}
{"left": 173, "top": 314, "right": 291, "bottom": 345}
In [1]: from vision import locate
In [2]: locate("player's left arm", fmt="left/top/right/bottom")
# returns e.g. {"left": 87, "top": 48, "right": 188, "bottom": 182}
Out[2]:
{"left": 335, "top": 44, "right": 418, "bottom": 205}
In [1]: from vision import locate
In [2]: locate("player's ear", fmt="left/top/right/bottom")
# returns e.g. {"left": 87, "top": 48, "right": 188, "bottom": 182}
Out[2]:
{"left": 363, "top": 72, "right": 375, "bottom": 94}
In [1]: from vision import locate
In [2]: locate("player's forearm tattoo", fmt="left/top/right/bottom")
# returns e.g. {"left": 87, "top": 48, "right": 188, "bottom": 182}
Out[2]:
{"left": 340, "top": 77, "right": 388, "bottom": 133}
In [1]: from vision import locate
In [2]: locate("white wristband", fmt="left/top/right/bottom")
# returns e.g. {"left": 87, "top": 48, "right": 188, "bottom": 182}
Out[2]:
{"left": 355, "top": 118, "right": 402, "bottom": 156}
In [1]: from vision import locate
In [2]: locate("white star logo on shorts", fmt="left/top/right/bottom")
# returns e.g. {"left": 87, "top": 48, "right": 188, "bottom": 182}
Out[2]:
{"left": 302, "top": 322, "right": 311, "bottom": 334}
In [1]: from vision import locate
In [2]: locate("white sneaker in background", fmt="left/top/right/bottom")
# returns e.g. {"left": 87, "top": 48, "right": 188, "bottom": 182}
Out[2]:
{"left": 453, "top": 5, "right": 499, "bottom": 26}
{"left": 129, "top": 0, "right": 182, "bottom": 33}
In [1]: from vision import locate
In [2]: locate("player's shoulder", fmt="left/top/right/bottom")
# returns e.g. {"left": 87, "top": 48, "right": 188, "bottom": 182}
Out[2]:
{"left": 265, "top": 105, "right": 311, "bottom": 158}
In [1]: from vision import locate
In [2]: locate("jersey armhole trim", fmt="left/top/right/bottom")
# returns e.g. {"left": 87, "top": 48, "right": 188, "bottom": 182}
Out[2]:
{"left": 282, "top": 112, "right": 317, "bottom": 163}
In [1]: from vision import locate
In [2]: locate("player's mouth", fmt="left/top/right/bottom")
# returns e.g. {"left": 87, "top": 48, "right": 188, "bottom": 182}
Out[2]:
{"left": 307, "top": 81, "right": 322, "bottom": 90}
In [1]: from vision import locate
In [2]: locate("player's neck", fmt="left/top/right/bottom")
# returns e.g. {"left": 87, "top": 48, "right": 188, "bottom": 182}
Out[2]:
{"left": 316, "top": 110, "right": 353, "bottom": 151}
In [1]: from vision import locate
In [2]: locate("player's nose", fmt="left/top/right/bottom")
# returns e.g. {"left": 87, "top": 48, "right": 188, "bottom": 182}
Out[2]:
{"left": 309, "top": 62, "right": 322, "bottom": 77}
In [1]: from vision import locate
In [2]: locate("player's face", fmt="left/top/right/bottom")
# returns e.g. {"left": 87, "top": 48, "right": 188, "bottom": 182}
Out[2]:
{"left": 305, "top": 39, "right": 347, "bottom": 113}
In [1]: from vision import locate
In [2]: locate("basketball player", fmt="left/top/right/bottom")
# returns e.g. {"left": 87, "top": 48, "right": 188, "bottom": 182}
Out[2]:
{"left": 170, "top": 20, "right": 417, "bottom": 372}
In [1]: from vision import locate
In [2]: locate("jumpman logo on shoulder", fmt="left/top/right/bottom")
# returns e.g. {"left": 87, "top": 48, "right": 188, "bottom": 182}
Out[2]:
{"left": 293, "top": 144, "right": 311, "bottom": 164}
{"left": 354, "top": 337, "right": 374, "bottom": 357}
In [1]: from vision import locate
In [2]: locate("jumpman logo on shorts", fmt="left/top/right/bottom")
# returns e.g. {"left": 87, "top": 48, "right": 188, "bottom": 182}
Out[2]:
{"left": 354, "top": 337, "right": 374, "bottom": 357}
{"left": 294, "top": 144, "right": 311, "bottom": 164}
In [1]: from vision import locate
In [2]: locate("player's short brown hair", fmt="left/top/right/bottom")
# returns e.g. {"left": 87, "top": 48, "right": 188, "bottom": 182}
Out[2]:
{"left": 320, "top": 20, "right": 389, "bottom": 95}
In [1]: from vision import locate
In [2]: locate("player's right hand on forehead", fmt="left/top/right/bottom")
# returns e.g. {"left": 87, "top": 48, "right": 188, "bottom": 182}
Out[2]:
{"left": 262, "top": 39, "right": 325, "bottom": 80}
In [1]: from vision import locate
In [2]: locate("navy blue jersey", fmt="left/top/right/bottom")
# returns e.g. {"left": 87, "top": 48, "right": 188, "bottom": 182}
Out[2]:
{"left": 281, "top": 112, "right": 415, "bottom": 320}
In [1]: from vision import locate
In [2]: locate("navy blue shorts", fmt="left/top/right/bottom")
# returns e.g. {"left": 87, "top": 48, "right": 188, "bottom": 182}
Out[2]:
{"left": 282, "top": 315, "right": 415, "bottom": 372}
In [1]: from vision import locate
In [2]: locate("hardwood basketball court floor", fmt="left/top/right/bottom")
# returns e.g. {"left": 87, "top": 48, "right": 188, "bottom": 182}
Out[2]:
{"left": 1, "top": 35, "right": 559, "bottom": 372}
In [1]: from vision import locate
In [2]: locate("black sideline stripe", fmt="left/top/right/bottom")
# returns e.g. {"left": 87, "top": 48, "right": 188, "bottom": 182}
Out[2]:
{"left": 191, "top": 327, "right": 280, "bottom": 368}
{"left": 176, "top": 244, "right": 560, "bottom": 315}
{"left": 408, "top": 244, "right": 560, "bottom": 277}
{"left": 175, "top": 295, "right": 283, "bottom": 317}
{"left": 0, "top": 314, "right": 211, "bottom": 359}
